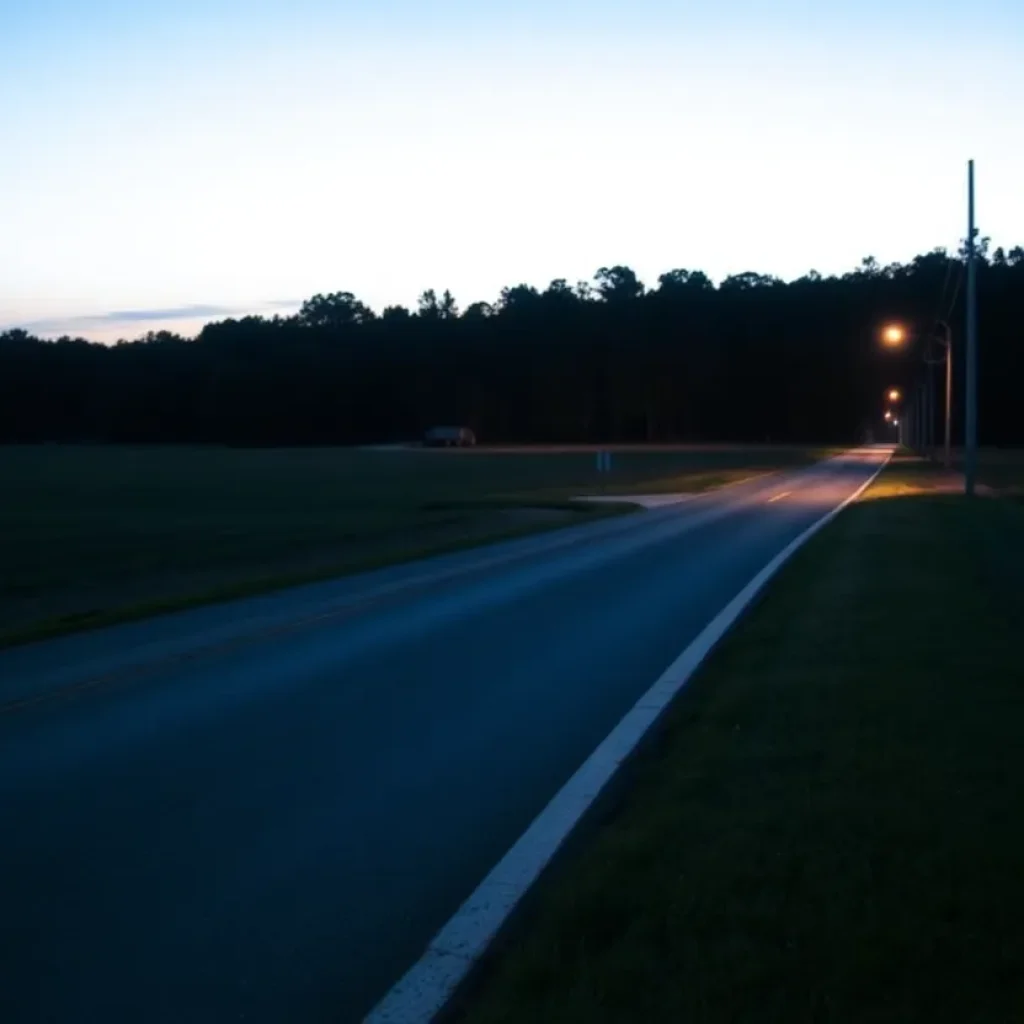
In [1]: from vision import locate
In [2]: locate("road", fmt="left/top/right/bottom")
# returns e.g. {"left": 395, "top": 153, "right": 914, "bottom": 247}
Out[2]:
{"left": 0, "top": 449, "right": 887, "bottom": 1024}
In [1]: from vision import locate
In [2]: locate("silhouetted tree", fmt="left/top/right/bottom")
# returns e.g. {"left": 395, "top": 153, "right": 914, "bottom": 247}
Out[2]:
{"left": 417, "top": 289, "right": 440, "bottom": 320}
{"left": 438, "top": 290, "right": 459, "bottom": 320}
{"left": 298, "top": 292, "right": 373, "bottom": 328}
{"left": 657, "top": 269, "right": 714, "bottom": 293}
{"left": 594, "top": 265, "right": 645, "bottom": 302}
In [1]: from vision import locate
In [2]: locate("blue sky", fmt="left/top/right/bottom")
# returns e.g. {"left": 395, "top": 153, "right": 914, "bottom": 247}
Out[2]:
{"left": 2, "top": 0, "right": 1022, "bottom": 341}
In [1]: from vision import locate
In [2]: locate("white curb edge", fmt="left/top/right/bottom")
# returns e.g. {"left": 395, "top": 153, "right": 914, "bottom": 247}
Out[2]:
{"left": 364, "top": 448, "right": 892, "bottom": 1023}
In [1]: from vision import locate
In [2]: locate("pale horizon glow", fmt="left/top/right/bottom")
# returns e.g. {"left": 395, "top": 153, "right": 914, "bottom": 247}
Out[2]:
{"left": 3, "top": 0, "right": 1022, "bottom": 343}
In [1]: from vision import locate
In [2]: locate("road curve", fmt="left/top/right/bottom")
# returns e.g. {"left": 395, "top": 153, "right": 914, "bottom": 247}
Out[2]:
{"left": 0, "top": 449, "right": 887, "bottom": 1023}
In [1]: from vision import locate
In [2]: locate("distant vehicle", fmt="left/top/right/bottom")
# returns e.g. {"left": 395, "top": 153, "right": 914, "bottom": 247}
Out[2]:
{"left": 423, "top": 426, "right": 477, "bottom": 448}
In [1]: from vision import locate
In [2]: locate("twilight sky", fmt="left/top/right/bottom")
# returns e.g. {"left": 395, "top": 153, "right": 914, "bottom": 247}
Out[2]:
{"left": 2, "top": 0, "right": 1022, "bottom": 342}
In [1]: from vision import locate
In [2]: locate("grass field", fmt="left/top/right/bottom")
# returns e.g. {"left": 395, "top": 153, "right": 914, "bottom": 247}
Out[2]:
{"left": 456, "top": 455, "right": 1024, "bottom": 1023}
{"left": 916, "top": 445, "right": 1024, "bottom": 495}
{"left": 970, "top": 447, "right": 1024, "bottom": 494}
{"left": 0, "top": 443, "right": 827, "bottom": 647}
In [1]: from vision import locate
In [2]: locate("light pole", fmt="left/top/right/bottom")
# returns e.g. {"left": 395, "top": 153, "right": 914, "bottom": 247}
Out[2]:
{"left": 925, "top": 319, "right": 953, "bottom": 469}
{"left": 878, "top": 162, "right": 978, "bottom": 488}
{"left": 964, "top": 159, "right": 978, "bottom": 496}
{"left": 921, "top": 382, "right": 929, "bottom": 450}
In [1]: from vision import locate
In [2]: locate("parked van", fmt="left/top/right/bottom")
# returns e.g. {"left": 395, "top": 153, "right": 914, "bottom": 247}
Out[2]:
{"left": 423, "top": 426, "right": 477, "bottom": 448}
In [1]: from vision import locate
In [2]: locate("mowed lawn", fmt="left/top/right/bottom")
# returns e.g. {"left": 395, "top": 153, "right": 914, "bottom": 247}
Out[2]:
{"left": 0, "top": 443, "right": 824, "bottom": 645}
{"left": 968, "top": 446, "right": 1024, "bottom": 494}
{"left": 457, "top": 456, "right": 1024, "bottom": 1024}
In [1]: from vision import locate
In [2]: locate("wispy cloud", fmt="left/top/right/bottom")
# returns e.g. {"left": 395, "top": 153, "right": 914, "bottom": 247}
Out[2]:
{"left": 4, "top": 300, "right": 302, "bottom": 340}
{"left": 93, "top": 304, "right": 242, "bottom": 323}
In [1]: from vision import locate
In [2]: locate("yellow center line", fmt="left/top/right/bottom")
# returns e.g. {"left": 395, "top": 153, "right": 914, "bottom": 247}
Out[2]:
{"left": 767, "top": 490, "right": 792, "bottom": 503}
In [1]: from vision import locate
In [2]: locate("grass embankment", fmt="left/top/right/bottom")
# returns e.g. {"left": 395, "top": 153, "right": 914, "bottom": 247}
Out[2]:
{"left": 0, "top": 444, "right": 826, "bottom": 647}
{"left": 458, "top": 455, "right": 1024, "bottom": 1023}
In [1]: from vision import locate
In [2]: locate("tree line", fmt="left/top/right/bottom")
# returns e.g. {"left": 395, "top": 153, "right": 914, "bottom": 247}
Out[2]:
{"left": 2, "top": 245, "right": 1022, "bottom": 446}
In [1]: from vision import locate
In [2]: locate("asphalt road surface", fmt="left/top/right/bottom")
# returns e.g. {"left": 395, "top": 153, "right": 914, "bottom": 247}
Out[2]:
{"left": 0, "top": 448, "right": 887, "bottom": 1023}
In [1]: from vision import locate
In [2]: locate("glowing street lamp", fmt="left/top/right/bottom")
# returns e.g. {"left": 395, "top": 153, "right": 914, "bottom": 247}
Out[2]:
{"left": 884, "top": 410, "right": 893, "bottom": 421}
{"left": 881, "top": 324, "right": 906, "bottom": 347}
{"left": 887, "top": 388, "right": 902, "bottom": 402}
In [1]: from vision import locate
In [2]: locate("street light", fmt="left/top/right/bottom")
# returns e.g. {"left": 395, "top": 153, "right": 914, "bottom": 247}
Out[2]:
{"left": 881, "top": 324, "right": 906, "bottom": 347}
{"left": 876, "top": 162, "right": 977, "bottom": 488}
{"left": 880, "top": 324, "right": 951, "bottom": 470}
{"left": 924, "top": 320, "right": 953, "bottom": 469}
{"left": 965, "top": 159, "right": 978, "bottom": 496}
{"left": 884, "top": 410, "right": 893, "bottom": 421}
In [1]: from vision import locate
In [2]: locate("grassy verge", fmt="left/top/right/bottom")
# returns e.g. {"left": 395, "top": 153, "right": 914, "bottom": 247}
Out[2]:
{"left": 0, "top": 444, "right": 826, "bottom": 648}
{"left": 919, "top": 446, "right": 1024, "bottom": 495}
{"left": 456, "top": 456, "right": 1024, "bottom": 1023}
{"left": 0, "top": 505, "right": 634, "bottom": 649}
{"left": 971, "top": 448, "right": 1024, "bottom": 495}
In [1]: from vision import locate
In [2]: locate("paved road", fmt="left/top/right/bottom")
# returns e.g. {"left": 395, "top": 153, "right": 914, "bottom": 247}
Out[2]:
{"left": 0, "top": 449, "right": 887, "bottom": 1024}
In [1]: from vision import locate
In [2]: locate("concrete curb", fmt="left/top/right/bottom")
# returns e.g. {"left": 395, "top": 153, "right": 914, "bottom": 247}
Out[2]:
{"left": 364, "top": 448, "right": 892, "bottom": 1024}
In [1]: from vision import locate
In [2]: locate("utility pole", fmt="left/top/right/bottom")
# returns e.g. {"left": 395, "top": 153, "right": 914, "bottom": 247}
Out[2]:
{"left": 964, "top": 159, "right": 978, "bottom": 495}
{"left": 925, "top": 360, "right": 934, "bottom": 453}
{"left": 929, "top": 319, "right": 954, "bottom": 469}
{"left": 944, "top": 322, "right": 953, "bottom": 469}
{"left": 921, "top": 382, "right": 929, "bottom": 450}
{"left": 918, "top": 382, "right": 926, "bottom": 452}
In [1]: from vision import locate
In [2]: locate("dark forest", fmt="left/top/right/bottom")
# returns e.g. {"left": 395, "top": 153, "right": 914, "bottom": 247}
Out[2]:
{"left": 3, "top": 243, "right": 1021, "bottom": 446}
